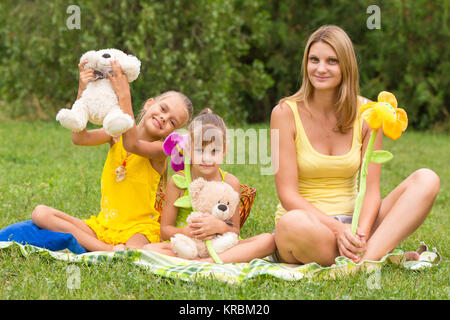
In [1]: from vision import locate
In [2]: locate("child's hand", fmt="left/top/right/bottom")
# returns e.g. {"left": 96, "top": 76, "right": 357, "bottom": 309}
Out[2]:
{"left": 336, "top": 223, "right": 366, "bottom": 263}
{"left": 189, "top": 215, "right": 225, "bottom": 240}
{"left": 107, "top": 60, "right": 130, "bottom": 101}
{"left": 78, "top": 59, "right": 95, "bottom": 93}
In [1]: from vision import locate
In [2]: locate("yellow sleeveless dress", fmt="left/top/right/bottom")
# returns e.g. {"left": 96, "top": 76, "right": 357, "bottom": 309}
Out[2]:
{"left": 274, "top": 97, "right": 366, "bottom": 224}
{"left": 83, "top": 137, "right": 161, "bottom": 245}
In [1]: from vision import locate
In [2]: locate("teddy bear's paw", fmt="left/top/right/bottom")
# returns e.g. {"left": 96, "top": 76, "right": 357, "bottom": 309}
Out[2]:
{"left": 171, "top": 233, "right": 198, "bottom": 260}
{"left": 56, "top": 109, "right": 85, "bottom": 132}
{"left": 103, "top": 111, "right": 134, "bottom": 136}
{"left": 211, "top": 232, "right": 239, "bottom": 254}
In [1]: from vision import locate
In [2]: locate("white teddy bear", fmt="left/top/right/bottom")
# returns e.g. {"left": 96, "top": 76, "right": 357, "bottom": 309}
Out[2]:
{"left": 171, "top": 178, "right": 240, "bottom": 260}
{"left": 56, "top": 48, "right": 141, "bottom": 136}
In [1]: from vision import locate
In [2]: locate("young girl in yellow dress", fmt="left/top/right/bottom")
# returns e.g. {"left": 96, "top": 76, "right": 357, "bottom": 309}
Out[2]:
{"left": 142, "top": 108, "right": 276, "bottom": 263}
{"left": 31, "top": 59, "right": 193, "bottom": 252}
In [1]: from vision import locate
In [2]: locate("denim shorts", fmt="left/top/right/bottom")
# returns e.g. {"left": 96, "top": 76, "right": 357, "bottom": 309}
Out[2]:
{"left": 332, "top": 214, "right": 353, "bottom": 224}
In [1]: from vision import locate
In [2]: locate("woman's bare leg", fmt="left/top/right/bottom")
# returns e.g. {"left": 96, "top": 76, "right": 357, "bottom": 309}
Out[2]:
{"left": 274, "top": 210, "right": 340, "bottom": 266}
{"left": 31, "top": 204, "right": 118, "bottom": 252}
{"left": 362, "top": 169, "right": 440, "bottom": 261}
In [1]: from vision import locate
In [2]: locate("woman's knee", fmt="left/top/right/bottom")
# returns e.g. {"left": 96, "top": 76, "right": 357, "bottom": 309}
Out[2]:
{"left": 411, "top": 168, "right": 440, "bottom": 197}
{"left": 275, "top": 210, "right": 315, "bottom": 244}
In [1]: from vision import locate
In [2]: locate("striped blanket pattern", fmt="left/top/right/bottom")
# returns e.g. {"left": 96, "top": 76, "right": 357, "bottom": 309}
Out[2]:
{"left": 0, "top": 241, "right": 440, "bottom": 284}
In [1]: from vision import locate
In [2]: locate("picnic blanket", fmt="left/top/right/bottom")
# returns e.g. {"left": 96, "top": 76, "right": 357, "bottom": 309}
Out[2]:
{"left": 0, "top": 240, "right": 440, "bottom": 284}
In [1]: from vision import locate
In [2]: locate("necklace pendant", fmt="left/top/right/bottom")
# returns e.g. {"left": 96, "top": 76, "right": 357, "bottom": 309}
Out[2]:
{"left": 115, "top": 160, "right": 127, "bottom": 182}
{"left": 115, "top": 165, "right": 126, "bottom": 182}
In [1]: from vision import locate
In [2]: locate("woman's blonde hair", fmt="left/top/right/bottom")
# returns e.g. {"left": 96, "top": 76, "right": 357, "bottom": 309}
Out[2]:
{"left": 281, "top": 25, "right": 360, "bottom": 133}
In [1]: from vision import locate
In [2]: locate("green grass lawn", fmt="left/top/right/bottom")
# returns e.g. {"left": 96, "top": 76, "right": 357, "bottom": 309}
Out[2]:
{"left": 0, "top": 121, "right": 448, "bottom": 299}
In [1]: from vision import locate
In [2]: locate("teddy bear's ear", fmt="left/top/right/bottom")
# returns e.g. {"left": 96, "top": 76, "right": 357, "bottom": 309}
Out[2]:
{"left": 80, "top": 50, "right": 97, "bottom": 70}
{"left": 120, "top": 54, "right": 141, "bottom": 82}
{"left": 189, "top": 178, "right": 207, "bottom": 201}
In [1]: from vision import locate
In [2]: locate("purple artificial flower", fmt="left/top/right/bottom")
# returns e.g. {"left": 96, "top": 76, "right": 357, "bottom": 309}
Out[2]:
{"left": 163, "top": 132, "right": 188, "bottom": 172}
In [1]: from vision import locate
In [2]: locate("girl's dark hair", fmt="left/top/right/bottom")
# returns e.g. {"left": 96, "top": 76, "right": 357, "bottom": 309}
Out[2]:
{"left": 188, "top": 108, "right": 227, "bottom": 147}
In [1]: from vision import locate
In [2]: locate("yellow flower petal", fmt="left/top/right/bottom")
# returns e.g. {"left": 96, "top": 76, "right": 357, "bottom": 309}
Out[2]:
{"left": 383, "top": 120, "right": 403, "bottom": 140}
{"left": 395, "top": 108, "right": 408, "bottom": 131}
{"left": 378, "top": 91, "right": 398, "bottom": 109}
{"left": 361, "top": 108, "right": 383, "bottom": 130}
{"left": 359, "top": 101, "right": 377, "bottom": 115}
{"left": 375, "top": 102, "right": 396, "bottom": 122}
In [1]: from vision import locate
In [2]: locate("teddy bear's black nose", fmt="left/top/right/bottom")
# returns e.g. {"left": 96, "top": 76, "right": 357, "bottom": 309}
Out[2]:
{"left": 102, "top": 53, "right": 111, "bottom": 58}
{"left": 218, "top": 204, "right": 228, "bottom": 212}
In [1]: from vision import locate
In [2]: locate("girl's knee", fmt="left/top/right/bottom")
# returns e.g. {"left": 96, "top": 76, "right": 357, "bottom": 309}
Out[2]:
{"left": 31, "top": 205, "right": 52, "bottom": 223}
{"left": 126, "top": 233, "right": 150, "bottom": 249}
{"left": 259, "top": 233, "right": 276, "bottom": 253}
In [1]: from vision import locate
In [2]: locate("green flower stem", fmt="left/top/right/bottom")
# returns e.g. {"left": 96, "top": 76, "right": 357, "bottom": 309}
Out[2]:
{"left": 351, "top": 129, "right": 378, "bottom": 235}
{"left": 185, "top": 155, "right": 192, "bottom": 184}
{"left": 206, "top": 240, "right": 223, "bottom": 264}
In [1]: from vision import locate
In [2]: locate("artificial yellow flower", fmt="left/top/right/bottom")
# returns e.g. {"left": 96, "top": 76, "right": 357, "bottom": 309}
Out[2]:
{"left": 359, "top": 91, "right": 408, "bottom": 140}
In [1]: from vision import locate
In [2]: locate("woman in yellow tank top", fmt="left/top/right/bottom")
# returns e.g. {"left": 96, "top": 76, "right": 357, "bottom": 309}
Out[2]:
{"left": 271, "top": 25, "right": 440, "bottom": 266}
{"left": 32, "top": 60, "right": 194, "bottom": 251}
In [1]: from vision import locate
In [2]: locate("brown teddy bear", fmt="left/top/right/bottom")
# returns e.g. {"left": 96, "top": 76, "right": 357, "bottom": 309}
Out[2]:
{"left": 170, "top": 178, "right": 240, "bottom": 260}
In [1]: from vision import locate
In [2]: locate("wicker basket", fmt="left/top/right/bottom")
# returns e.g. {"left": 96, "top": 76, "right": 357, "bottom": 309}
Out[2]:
{"left": 155, "top": 184, "right": 256, "bottom": 228}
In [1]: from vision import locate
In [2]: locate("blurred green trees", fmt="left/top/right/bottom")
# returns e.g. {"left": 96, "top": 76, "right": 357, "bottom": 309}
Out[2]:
{"left": 0, "top": 0, "right": 448, "bottom": 129}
